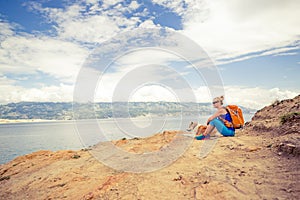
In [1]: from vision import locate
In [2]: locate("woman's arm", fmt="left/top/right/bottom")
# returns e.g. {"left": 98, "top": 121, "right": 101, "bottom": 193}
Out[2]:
{"left": 206, "top": 109, "right": 224, "bottom": 125}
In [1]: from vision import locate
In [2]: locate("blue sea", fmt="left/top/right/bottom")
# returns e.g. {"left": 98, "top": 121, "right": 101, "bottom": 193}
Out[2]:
{"left": 0, "top": 114, "right": 253, "bottom": 164}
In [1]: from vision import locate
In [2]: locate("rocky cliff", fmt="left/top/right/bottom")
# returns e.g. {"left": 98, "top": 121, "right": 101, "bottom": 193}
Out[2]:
{"left": 244, "top": 94, "right": 300, "bottom": 156}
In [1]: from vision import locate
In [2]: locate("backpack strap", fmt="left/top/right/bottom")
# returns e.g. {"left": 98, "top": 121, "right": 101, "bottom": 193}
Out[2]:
{"left": 219, "top": 116, "right": 234, "bottom": 128}
{"left": 219, "top": 107, "right": 234, "bottom": 128}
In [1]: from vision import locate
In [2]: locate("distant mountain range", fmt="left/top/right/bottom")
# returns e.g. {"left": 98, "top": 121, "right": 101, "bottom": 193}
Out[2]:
{"left": 0, "top": 102, "right": 256, "bottom": 120}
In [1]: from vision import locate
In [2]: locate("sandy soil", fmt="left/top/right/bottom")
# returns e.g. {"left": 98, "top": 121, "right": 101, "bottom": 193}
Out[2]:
{"left": 0, "top": 129, "right": 299, "bottom": 200}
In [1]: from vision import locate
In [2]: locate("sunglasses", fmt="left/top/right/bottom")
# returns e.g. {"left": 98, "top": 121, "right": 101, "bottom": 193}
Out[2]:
{"left": 212, "top": 101, "right": 219, "bottom": 104}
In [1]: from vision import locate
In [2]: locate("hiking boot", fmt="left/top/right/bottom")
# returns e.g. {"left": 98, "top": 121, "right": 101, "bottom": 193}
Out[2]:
{"left": 195, "top": 134, "right": 210, "bottom": 140}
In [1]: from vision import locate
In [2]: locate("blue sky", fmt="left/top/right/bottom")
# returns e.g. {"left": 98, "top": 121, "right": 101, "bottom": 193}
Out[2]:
{"left": 0, "top": 0, "right": 299, "bottom": 109}
{"left": 220, "top": 51, "right": 300, "bottom": 90}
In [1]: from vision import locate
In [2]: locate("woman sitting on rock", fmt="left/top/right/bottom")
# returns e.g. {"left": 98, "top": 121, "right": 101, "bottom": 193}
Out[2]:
{"left": 196, "top": 95, "right": 235, "bottom": 140}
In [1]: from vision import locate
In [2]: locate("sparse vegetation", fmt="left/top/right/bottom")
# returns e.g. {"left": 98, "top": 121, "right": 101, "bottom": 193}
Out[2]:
{"left": 272, "top": 99, "right": 281, "bottom": 107}
{"left": 280, "top": 112, "right": 300, "bottom": 124}
{"left": 0, "top": 176, "right": 10, "bottom": 181}
{"left": 71, "top": 154, "right": 80, "bottom": 159}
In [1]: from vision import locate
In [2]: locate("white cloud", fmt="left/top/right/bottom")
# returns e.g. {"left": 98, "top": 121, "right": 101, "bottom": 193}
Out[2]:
{"left": 84, "top": 0, "right": 99, "bottom": 4}
{"left": 133, "top": 8, "right": 150, "bottom": 18}
{"left": 260, "top": 46, "right": 299, "bottom": 57}
{"left": 93, "top": 64, "right": 188, "bottom": 102}
{"left": 193, "top": 86, "right": 211, "bottom": 102}
{"left": 102, "top": 0, "right": 123, "bottom": 9}
{"left": 273, "top": 52, "right": 298, "bottom": 57}
{"left": 128, "top": 1, "right": 140, "bottom": 11}
{"left": 152, "top": 0, "right": 187, "bottom": 16}
{"left": 0, "top": 1, "right": 145, "bottom": 104}
{"left": 25, "top": 1, "right": 141, "bottom": 43}
{"left": 180, "top": 0, "right": 300, "bottom": 62}
{"left": 1, "top": 0, "right": 299, "bottom": 106}
{"left": 0, "top": 75, "right": 16, "bottom": 86}
{"left": 17, "top": 84, "right": 73, "bottom": 102}
{"left": 24, "top": 0, "right": 300, "bottom": 62}
{"left": 224, "top": 86, "right": 299, "bottom": 109}
{"left": 57, "top": 15, "right": 120, "bottom": 43}
{"left": 138, "top": 19, "right": 159, "bottom": 29}
{"left": 2, "top": 66, "right": 298, "bottom": 109}
{"left": 216, "top": 45, "right": 299, "bottom": 65}
{"left": 115, "top": 49, "right": 183, "bottom": 66}
{"left": 0, "top": 19, "right": 89, "bottom": 107}
{"left": 129, "top": 85, "right": 178, "bottom": 102}
{"left": 0, "top": 34, "right": 88, "bottom": 82}
{"left": 94, "top": 77, "right": 299, "bottom": 109}
{"left": 0, "top": 78, "right": 74, "bottom": 103}
{"left": 0, "top": 21, "right": 15, "bottom": 39}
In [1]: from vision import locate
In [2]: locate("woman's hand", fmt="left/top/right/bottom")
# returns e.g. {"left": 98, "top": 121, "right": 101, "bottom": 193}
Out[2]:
{"left": 207, "top": 116, "right": 213, "bottom": 125}
{"left": 206, "top": 120, "right": 210, "bottom": 125}
{"left": 207, "top": 108, "right": 225, "bottom": 125}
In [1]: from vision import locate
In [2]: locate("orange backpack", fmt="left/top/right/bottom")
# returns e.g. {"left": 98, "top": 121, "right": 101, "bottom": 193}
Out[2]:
{"left": 224, "top": 105, "right": 245, "bottom": 129}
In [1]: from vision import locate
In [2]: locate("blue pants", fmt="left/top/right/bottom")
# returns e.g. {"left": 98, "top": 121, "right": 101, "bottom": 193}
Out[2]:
{"left": 209, "top": 118, "right": 235, "bottom": 136}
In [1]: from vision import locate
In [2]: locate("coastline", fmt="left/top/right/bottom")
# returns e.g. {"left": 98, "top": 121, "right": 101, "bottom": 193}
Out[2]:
{"left": 0, "top": 119, "right": 59, "bottom": 124}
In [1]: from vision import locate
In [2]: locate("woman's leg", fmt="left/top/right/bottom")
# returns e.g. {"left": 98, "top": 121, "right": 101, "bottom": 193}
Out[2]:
{"left": 195, "top": 124, "right": 215, "bottom": 140}
{"left": 203, "top": 124, "right": 215, "bottom": 135}
{"left": 208, "top": 118, "right": 235, "bottom": 136}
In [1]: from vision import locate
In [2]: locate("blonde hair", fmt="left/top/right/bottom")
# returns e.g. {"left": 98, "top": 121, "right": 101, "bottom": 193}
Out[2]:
{"left": 213, "top": 95, "right": 224, "bottom": 105}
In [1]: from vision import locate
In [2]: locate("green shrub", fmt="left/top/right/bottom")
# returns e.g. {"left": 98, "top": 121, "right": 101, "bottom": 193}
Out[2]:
{"left": 280, "top": 112, "right": 300, "bottom": 124}
{"left": 0, "top": 176, "right": 10, "bottom": 181}
{"left": 272, "top": 99, "right": 280, "bottom": 107}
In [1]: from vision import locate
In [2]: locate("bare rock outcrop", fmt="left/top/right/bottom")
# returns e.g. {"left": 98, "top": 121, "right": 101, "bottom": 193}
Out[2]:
{"left": 244, "top": 95, "right": 300, "bottom": 156}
